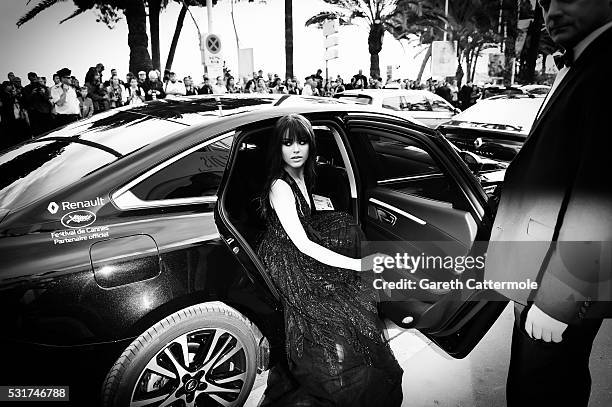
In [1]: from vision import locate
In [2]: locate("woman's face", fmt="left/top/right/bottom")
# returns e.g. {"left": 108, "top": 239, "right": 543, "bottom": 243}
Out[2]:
{"left": 130, "top": 78, "right": 138, "bottom": 87}
{"left": 281, "top": 134, "right": 309, "bottom": 169}
{"left": 257, "top": 79, "right": 265, "bottom": 88}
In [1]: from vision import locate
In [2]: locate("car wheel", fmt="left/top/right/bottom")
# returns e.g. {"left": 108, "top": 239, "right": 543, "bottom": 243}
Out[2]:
{"left": 101, "top": 302, "right": 258, "bottom": 407}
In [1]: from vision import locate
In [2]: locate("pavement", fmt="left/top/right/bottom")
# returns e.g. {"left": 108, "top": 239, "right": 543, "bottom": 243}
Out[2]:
{"left": 245, "top": 303, "right": 612, "bottom": 407}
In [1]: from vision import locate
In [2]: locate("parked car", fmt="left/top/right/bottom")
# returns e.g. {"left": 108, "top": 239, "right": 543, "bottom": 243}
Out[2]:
{"left": 477, "top": 85, "right": 526, "bottom": 101}
{"left": 437, "top": 94, "right": 545, "bottom": 163}
{"left": 333, "top": 89, "right": 460, "bottom": 128}
{"left": 520, "top": 84, "right": 551, "bottom": 96}
{"left": 0, "top": 94, "right": 506, "bottom": 406}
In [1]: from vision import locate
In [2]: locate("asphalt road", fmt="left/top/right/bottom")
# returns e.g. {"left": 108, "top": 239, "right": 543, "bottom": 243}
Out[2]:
{"left": 246, "top": 303, "right": 612, "bottom": 406}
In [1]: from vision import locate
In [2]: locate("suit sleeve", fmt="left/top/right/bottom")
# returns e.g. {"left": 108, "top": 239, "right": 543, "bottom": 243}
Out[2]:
{"left": 534, "top": 86, "right": 612, "bottom": 324}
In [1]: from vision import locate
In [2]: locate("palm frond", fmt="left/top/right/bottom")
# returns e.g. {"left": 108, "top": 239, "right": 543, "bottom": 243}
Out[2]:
{"left": 17, "top": 0, "right": 65, "bottom": 27}
{"left": 305, "top": 11, "right": 351, "bottom": 27}
{"left": 59, "top": 7, "right": 87, "bottom": 24}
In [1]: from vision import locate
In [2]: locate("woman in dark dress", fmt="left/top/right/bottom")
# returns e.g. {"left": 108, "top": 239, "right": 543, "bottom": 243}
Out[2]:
{"left": 256, "top": 114, "right": 403, "bottom": 406}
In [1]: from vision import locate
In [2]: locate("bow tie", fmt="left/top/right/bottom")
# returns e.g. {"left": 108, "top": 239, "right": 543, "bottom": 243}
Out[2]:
{"left": 554, "top": 49, "right": 574, "bottom": 70}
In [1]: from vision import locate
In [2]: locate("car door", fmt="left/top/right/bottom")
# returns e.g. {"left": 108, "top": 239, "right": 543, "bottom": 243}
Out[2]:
{"left": 214, "top": 113, "right": 506, "bottom": 359}
{"left": 345, "top": 114, "right": 506, "bottom": 358}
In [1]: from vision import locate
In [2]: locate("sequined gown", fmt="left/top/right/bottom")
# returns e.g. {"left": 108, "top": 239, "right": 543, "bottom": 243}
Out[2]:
{"left": 257, "top": 171, "right": 403, "bottom": 407}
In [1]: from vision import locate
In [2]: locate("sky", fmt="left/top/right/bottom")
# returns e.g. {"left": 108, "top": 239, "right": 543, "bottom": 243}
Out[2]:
{"left": 1, "top": 0, "right": 548, "bottom": 86}
{"left": 0, "top": 0, "right": 437, "bottom": 85}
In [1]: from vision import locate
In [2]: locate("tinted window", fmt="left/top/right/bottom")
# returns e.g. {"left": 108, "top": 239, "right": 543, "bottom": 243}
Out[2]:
{"left": 365, "top": 133, "right": 468, "bottom": 208}
{"left": 131, "top": 135, "right": 234, "bottom": 201}
{"left": 367, "top": 134, "right": 440, "bottom": 180}
{"left": 0, "top": 141, "right": 117, "bottom": 210}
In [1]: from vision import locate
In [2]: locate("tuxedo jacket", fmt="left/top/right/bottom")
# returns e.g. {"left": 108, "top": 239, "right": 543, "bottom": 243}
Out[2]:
{"left": 484, "top": 27, "right": 612, "bottom": 324}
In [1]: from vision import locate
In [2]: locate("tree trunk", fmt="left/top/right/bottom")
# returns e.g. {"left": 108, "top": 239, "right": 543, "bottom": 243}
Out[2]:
{"left": 285, "top": 0, "right": 293, "bottom": 80}
{"left": 471, "top": 46, "right": 480, "bottom": 83}
{"left": 149, "top": 0, "right": 162, "bottom": 71}
{"left": 465, "top": 48, "right": 473, "bottom": 83}
{"left": 416, "top": 44, "right": 432, "bottom": 84}
{"left": 165, "top": 3, "right": 188, "bottom": 72}
{"left": 124, "top": 0, "right": 153, "bottom": 75}
{"left": 368, "top": 22, "right": 384, "bottom": 79}
{"left": 455, "top": 57, "right": 464, "bottom": 87}
{"left": 521, "top": 1, "right": 542, "bottom": 83}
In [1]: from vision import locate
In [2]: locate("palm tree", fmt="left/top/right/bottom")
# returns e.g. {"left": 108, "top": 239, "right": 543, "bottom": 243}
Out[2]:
{"left": 18, "top": 0, "right": 153, "bottom": 74}
{"left": 387, "top": 0, "right": 502, "bottom": 84}
{"left": 285, "top": 0, "right": 293, "bottom": 79}
{"left": 306, "top": 0, "right": 400, "bottom": 79}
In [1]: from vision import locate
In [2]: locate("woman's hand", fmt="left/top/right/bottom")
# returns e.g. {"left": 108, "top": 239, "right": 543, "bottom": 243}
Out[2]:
{"left": 359, "top": 252, "right": 394, "bottom": 272}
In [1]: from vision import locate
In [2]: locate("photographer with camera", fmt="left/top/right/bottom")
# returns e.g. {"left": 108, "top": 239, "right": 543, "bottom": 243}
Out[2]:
{"left": 21, "top": 72, "right": 52, "bottom": 136}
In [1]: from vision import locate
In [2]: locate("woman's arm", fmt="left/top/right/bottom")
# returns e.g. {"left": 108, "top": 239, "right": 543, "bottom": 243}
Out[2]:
{"left": 270, "top": 179, "right": 362, "bottom": 271}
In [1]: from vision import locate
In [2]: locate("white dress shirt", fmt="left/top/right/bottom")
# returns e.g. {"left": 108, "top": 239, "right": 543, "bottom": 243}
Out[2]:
{"left": 50, "top": 84, "right": 80, "bottom": 115}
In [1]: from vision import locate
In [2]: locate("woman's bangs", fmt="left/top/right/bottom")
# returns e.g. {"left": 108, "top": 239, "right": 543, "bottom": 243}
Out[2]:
{"left": 281, "top": 121, "right": 311, "bottom": 144}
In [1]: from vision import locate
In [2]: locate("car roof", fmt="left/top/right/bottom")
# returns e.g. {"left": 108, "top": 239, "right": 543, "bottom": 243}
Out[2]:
{"left": 440, "top": 95, "right": 545, "bottom": 134}
{"left": 335, "top": 89, "right": 452, "bottom": 106}
{"left": 337, "top": 88, "right": 434, "bottom": 97}
{"left": 30, "top": 94, "right": 427, "bottom": 157}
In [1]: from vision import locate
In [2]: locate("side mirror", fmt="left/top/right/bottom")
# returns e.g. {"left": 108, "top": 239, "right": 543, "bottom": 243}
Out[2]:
{"left": 459, "top": 151, "right": 484, "bottom": 173}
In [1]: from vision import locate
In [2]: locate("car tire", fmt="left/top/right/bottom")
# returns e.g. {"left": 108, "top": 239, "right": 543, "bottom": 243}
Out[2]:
{"left": 101, "top": 302, "right": 259, "bottom": 407}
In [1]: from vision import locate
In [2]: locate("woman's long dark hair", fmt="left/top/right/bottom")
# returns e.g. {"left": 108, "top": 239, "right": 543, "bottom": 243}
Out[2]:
{"left": 258, "top": 114, "right": 317, "bottom": 220}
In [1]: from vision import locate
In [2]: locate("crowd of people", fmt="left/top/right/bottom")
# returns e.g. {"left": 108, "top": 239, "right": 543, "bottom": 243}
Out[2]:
{"left": 1, "top": 61, "right": 483, "bottom": 151}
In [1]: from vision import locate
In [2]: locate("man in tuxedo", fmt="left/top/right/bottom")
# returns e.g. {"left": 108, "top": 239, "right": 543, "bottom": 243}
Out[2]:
{"left": 484, "top": 0, "right": 612, "bottom": 405}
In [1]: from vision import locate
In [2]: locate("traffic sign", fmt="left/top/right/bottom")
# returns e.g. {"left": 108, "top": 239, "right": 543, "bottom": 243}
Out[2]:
{"left": 205, "top": 34, "right": 222, "bottom": 55}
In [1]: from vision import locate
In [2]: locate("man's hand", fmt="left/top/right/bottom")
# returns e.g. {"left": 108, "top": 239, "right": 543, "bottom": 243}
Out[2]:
{"left": 525, "top": 304, "right": 568, "bottom": 343}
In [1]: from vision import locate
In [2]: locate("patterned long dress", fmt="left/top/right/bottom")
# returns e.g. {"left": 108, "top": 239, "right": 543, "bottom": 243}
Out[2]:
{"left": 257, "top": 170, "right": 403, "bottom": 406}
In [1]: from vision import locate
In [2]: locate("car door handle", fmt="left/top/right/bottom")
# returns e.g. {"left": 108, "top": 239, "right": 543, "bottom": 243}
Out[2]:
{"left": 377, "top": 208, "right": 397, "bottom": 226}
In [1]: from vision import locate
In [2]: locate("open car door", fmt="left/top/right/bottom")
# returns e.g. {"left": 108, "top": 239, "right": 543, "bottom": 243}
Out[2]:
{"left": 214, "top": 112, "right": 507, "bottom": 360}
{"left": 345, "top": 114, "right": 507, "bottom": 358}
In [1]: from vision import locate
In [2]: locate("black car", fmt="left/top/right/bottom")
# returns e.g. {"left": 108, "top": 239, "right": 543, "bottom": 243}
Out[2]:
{"left": 0, "top": 95, "right": 506, "bottom": 406}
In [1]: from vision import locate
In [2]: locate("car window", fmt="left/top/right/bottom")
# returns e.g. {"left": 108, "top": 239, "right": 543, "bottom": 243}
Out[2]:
{"left": 402, "top": 94, "right": 432, "bottom": 111}
{"left": 333, "top": 94, "right": 373, "bottom": 105}
{"left": 382, "top": 96, "right": 402, "bottom": 111}
{"left": 364, "top": 133, "right": 469, "bottom": 208}
{"left": 130, "top": 135, "right": 234, "bottom": 201}
{"left": 367, "top": 134, "right": 440, "bottom": 180}
{"left": 0, "top": 140, "right": 117, "bottom": 210}
{"left": 429, "top": 97, "right": 455, "bottom": 113}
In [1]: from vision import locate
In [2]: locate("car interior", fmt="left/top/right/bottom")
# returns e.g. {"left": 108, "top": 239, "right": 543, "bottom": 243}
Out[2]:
{"left": 223, "top": 125, "right": 354, "bottom": 250}
{"left": 222, "top": 122, "right": 489, "bottom": 341}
